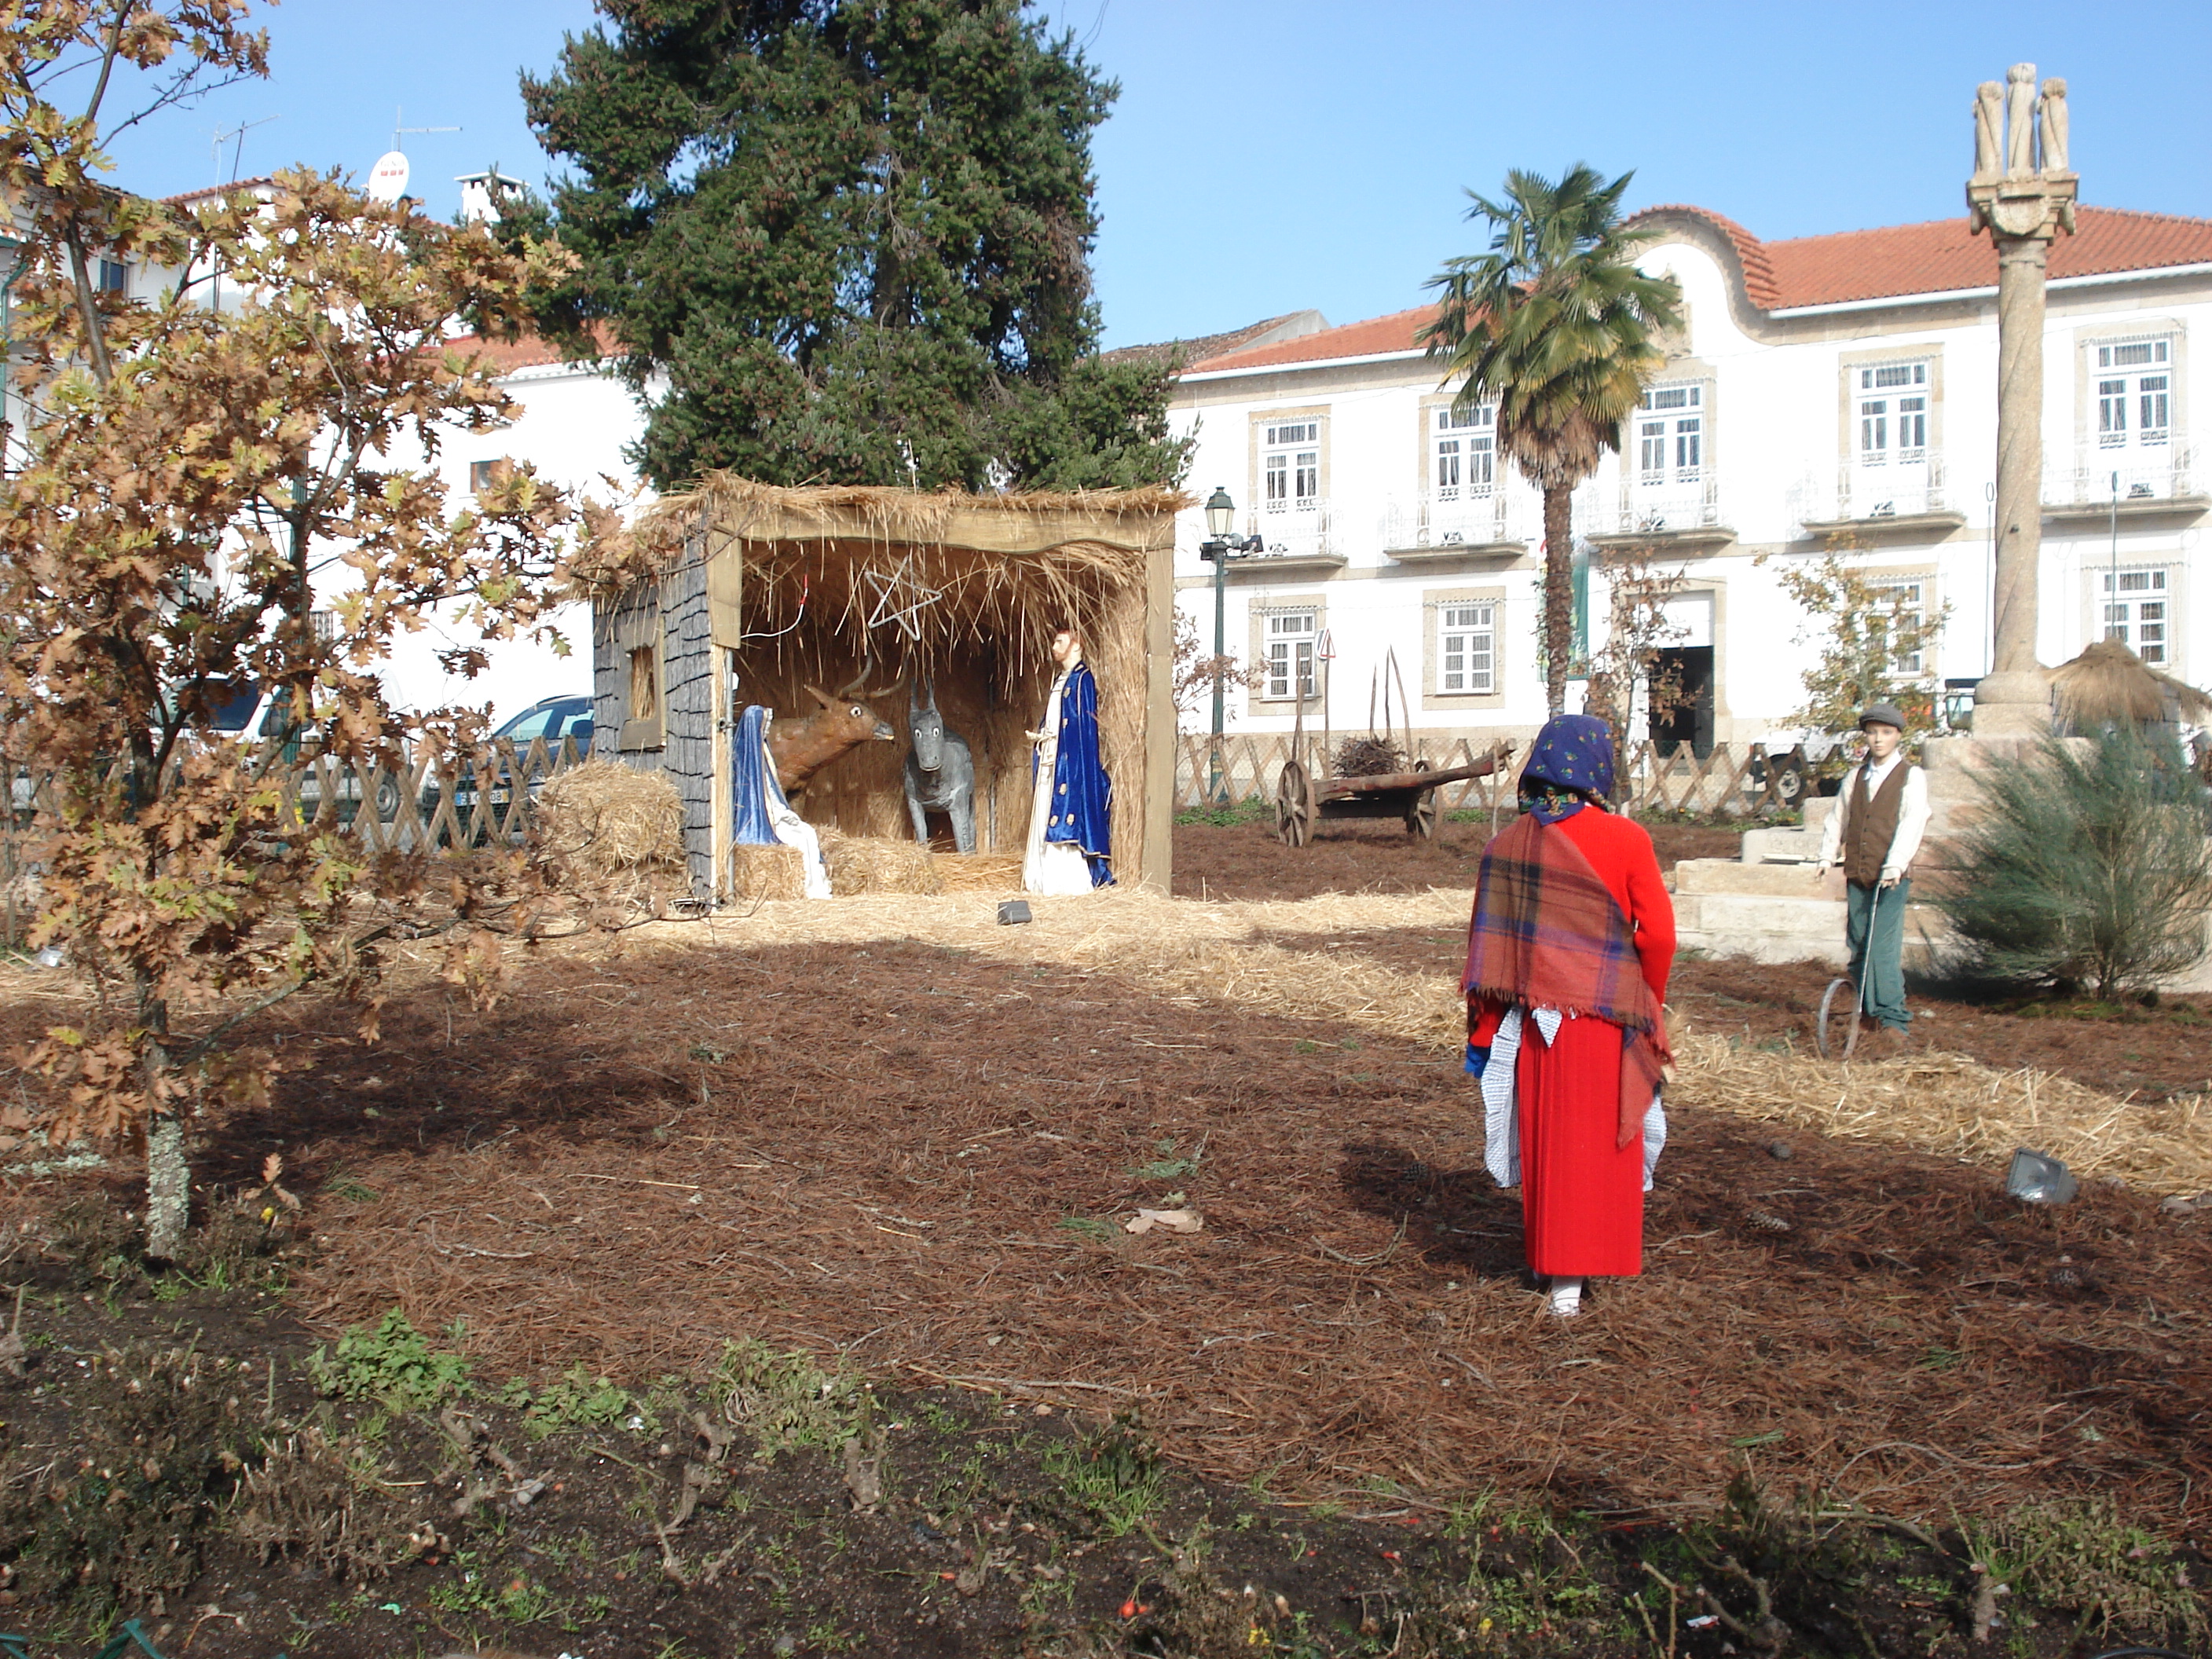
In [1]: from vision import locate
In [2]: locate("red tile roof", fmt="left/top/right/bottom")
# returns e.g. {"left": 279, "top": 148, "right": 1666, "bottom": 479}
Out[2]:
{"left": 443, "top": 324, "right": 617, "bottom": 373}
{"left": 163, "top": 177, "right": 277, "bottom": 207}
{"left": 1181, "top": 203, "right": 2212, "bottom": 377}
{"left": 1188, "top": 305, "right": 1436, "bottom": 372}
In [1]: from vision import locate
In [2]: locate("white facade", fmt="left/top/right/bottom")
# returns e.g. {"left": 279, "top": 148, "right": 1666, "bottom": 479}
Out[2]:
{"left": 1165, "top": 203, "right": 2212, "bottom": 751}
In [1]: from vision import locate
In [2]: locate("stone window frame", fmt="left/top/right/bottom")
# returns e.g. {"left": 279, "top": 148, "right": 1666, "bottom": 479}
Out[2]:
{"left": 1615, "top": 359, "right": 1719, "bottom": 522}
{"left": 1834, "top": 345, "right": 1946, "bottom": 473}
{"left": 2071, "top": 320, "right": 2185, "bottom": 469}
{"left": 1247, "top": 405, "right": 1330, "bottom": 530}
{"left": 1420, "top": 584, "right": 1508, "bottom": 711}
{"left": 1245, "top": 592, "right": 1328, "bottom": 711}
{"left": 2082, "top": 558, "right": 2182, "bottom": 675}
{"left": 1851, "top": 558, "right": 1941, "bottom": 682}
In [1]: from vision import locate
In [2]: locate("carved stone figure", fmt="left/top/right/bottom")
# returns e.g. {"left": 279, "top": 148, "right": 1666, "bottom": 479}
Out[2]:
{"left": 2039, "top": 77, "right": 2069, "bottom": 173}
{"left": 1973, "top": 81, "right": 2003, "bottom": 176}
{"left": 2005, "top": 62, "right": 2038, "bottom": 174}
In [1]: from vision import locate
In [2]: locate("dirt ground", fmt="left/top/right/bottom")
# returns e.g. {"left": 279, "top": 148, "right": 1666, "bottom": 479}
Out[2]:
{"left": 0, "top": 815, "right": 2207, "bottom": 1656}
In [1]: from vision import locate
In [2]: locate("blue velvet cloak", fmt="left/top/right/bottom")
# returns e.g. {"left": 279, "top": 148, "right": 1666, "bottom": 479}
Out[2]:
{"left": 1038, "top": 662, "right": 1114, "bottom": 887}
{"left": 731, "top": 705, "right": 789, "bottom": 844}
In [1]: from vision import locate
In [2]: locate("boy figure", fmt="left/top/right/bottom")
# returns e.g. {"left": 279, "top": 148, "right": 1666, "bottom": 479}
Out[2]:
{"left": 1812, "top": 703, "right": 1931, "bottom": 1050}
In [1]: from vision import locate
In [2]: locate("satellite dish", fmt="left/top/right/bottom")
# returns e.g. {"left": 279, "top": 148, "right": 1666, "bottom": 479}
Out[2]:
{"left": 367, "top": 149, "right": 411, "bottom": 204}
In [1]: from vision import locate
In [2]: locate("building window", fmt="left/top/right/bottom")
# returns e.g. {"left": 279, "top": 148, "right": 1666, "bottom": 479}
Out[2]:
{"left": 628, "top": 644, "right": 660, "bottom": 723}
{"left": 470, "top": 458, "right": 511, "bottom": 496}
{"left": 1439, "top": 602, "right": 1496, "bottom": 694}
{"left": 2096, "top": 339, "right": 2171, "bottom": 450}
{"left": 1867, "top": 578, "right": 1928, "bottom": 676}
{"left": 1636, "top": 385, "right": 1701, "bottom": 483}
{"left": 96, "top": 258, "right": 127, "bottom": 293}
{"left": 1264, "top": 610, "right": 1318, "bottom": 699}
{"left": 309, "top": 610, "right": 336, "bottom": 643}
{"left": 1433, "top": 405, "right": 1494, "bottom": 500}
{"left": 2101, "top": 568, "right": 2170, "bottom": 665}
{"left": 1857, "top": 361, "right": 1928, "bottom": 465}
{"left": 1261, "top": 420, "right": 1320, "bottom": 513}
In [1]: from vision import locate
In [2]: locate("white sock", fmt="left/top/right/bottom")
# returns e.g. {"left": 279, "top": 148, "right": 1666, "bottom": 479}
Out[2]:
{"left": 1548, "top": 1276, "right": 1584, "bottom": 1317}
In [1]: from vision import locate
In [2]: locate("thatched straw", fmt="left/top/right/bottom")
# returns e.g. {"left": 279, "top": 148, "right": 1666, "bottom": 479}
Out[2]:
{"left": 534, "top": 760, "right": 685, "bottom": 881}
{"left": 819, "top": 830, "right": 941, "bottom": 896}
{"left": 930, "top": 853, "right": 1024, "bottom": 894}
{"left": 726, "top": 844, "right": 807, "bottom": 902}
{"left": 2050, "top": 638, "right": 2212, "bottom": 730}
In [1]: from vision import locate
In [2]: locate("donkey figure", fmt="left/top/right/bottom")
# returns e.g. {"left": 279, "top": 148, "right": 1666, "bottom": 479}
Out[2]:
{"left": 903, "top": 680, "right": 977, "bottom": 853}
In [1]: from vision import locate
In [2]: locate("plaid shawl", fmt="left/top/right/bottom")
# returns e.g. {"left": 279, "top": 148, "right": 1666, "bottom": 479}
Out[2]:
{"left": 1463, "top": 811, "right": 1669, "bottom": 1149}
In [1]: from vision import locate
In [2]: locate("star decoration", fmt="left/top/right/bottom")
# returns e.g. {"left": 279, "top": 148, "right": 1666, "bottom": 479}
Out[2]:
{"left": 861, "top": 556, "right": 945, "bottom": 643}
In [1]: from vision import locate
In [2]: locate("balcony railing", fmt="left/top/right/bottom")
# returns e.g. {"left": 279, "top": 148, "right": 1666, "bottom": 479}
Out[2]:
{"left": 1600, "top": 478, "right": 1724, "bottom": 537}
{"left": 1791, "top": 459, "right": 1954, "bottom": 531}
{"left": 2045, "top": 444, "right": 2199, "bottom": 507}
{"left": 1247, "top": 496, "right": 1332, "bottom": 557}
{"left": 1381, "top": 486, "right": 1529, "bottom": 551}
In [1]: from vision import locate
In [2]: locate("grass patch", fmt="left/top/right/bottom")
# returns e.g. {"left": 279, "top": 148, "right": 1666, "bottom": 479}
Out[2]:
{"left": 307, "top": 1308, "right": 471, "bottom": 1411}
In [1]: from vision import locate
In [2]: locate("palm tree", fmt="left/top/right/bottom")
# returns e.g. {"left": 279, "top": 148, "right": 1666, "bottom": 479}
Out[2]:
{"left": 1421, "top": 165, "right": 1682, "bottom": 717}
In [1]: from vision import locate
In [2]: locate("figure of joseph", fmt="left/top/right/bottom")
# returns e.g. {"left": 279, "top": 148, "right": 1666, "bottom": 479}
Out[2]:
{"left": 1023, "top": 625, "right": 1113, "bottom": 893}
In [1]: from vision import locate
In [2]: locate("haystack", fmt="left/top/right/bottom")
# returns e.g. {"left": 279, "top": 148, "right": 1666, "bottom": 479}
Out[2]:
{"left": 726, "top": 843, "right": 807, "bottom": 902}
{"left": 535, "top": 760, "right": 684, "bottom": 884}
{"left": 2050, "top": 639, "right": 2212, "bottom": 731}
{"left": 819, "top": 829, "right": 941, "bottom": 896}
{"left": 930, "top": 852, "right": 1024, "bottom": 894}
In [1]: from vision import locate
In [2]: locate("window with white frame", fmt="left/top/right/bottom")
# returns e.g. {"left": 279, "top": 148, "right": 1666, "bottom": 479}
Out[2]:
{"left": 1438, "top": 602, "right": 1496, "bottom": 694}
{"left": 1635, "top": 384, "right": 1702, "bottom": 484}
{"left": 1867, "top": 578, "right": 1929, "bottom": 676}
{"left": 96, "top": 258, "right": 127, "bottom": 294}
{"left": 1856, "top": 361, "right": 1928, "bottom": 466}
{"left": 1261, "top": 419, "right": 1321, "bottom": 513}
{"left": 2101, "top": 567, "right": 2170, "bottom": 665}
{"left": 1432, "top": 405, "right": 1495, "bottom": 500}
{"left": 2095, "top": 338, "right": 2172, "bottom": 451}
{"left": 1264, "top": 609, "right": 1318, "bottom": 699}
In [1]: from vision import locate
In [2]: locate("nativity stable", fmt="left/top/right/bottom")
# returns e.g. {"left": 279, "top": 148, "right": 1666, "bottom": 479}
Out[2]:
{"left": 588, "top": 478, "right": 1183, "bottom": 899}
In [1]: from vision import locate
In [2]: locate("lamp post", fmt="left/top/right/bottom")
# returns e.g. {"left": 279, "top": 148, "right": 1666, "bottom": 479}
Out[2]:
{"left": 1199, "top": 485, "right": 1262, "bottom": 802}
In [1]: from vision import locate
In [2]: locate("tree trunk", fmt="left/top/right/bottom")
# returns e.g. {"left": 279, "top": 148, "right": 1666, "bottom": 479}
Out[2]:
{"left": 145, "top": 1115, "right": 189, "bottom": 1262}
{"left": 1541, "top": 484, "right": 1576, "bottom": 716}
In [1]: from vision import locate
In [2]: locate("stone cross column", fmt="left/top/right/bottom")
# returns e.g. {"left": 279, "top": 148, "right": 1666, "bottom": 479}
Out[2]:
{"left": 1966, "top": 66, "right": 2075, "bottom": 740}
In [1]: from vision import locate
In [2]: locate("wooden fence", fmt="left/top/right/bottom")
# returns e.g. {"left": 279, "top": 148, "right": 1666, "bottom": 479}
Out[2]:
{"left": 3, "top": 734, "right": 593, "bottom": 867}
{"left": 1175, "top": 734, "right": 1804, "bottom": 821}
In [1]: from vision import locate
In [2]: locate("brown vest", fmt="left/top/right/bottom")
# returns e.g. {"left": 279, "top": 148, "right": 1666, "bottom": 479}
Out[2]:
{"left": 1843, "top": 761, "right": 1909, "bottom": 886}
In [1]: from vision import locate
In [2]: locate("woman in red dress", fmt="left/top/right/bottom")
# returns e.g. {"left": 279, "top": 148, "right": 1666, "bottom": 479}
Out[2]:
{"left": 1463, "top": 716, "right": 1675, "bottom": 1317}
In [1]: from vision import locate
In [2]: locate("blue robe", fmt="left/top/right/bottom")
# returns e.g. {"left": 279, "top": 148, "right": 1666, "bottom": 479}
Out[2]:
{"left": 731, "top": 705, "right": 789, "bottom": 844}
{"left": 1038, "top": 662, "right": 1113, "bottom": 887}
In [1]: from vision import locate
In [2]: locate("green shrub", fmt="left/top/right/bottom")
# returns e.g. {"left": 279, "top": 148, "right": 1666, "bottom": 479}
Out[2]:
{"left": 307, "top": 1309, "right": 471, "bottom": 1411}
{"left": 1936, "top": 726, "right": 2212, "bottom": 998}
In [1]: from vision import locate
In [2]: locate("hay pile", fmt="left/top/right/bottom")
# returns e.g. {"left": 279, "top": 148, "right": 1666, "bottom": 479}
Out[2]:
{"left": 932, "top": 852, "right": 1024, "bottom": 894}
{"left": 1334, "top": 736, "right": 1403, "bottom": 778}
{"left": 534, "top": 761, "right": 683, "bottom": 899}
{"left": 726, "top": 843, "right": 807, "bottom": 901}
{"left": 2051, "top": 638, "right": 2212, "bottom": 731}
{"left": 819, "top": 830, "right": 940, "bottom": 896}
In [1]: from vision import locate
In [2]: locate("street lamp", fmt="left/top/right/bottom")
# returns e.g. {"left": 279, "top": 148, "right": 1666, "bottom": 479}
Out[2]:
{"left": 1199, "top": 486, "right": 1263, "bottom": 800}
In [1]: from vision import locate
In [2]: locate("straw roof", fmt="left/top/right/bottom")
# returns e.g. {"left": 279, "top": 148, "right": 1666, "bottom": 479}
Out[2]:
{"left": 645, "top": 474, "right": 1187, "bottom": 552}
{"left": 2050, "top": 638, "right": 2212, "bottom": 730}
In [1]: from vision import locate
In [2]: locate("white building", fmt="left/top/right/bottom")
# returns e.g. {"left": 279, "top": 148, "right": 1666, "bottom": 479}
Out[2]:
{"left": 1163, "top": 202, "right": 2212, "bottom": 756}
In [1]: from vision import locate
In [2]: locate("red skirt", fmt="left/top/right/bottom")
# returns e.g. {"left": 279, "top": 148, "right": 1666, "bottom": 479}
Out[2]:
{"left": 1516, "top": 1013, "right": 1645, "bottom": 1278}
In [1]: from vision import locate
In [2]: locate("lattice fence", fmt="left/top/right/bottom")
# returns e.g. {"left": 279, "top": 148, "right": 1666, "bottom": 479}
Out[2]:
{"left": 1176, "top": 734, "right": 1803, "bottom": 820}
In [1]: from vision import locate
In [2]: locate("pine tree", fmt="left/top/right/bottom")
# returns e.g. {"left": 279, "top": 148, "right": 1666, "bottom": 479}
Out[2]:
{"left": 518, "top": 0, "right": 1188, "bottom": 493}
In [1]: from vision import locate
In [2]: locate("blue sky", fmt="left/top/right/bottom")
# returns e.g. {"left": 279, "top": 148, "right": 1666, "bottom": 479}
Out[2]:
{"left": 108, "top": 0, "right": 2212, "bottom": 350}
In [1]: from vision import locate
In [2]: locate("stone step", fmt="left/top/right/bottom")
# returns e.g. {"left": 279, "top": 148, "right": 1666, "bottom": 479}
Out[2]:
{"left": 1672, "top": 858, "right": 1841, "bottom": 898}
{"left": 1672, "top": 888, "right": 1950, "bottom": 970}
{"left": 1740, "top": 825, "right": 1823, "bottom": 863}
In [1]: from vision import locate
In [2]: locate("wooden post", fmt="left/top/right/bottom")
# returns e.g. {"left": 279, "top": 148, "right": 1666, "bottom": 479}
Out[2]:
{"left": 1138, "top": 518, "right": 1177, "bottom": 893}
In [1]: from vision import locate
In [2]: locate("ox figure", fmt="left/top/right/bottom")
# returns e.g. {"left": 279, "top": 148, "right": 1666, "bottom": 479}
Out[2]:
{"left": 903, "top": 681, "right": 977, "bottom": 853}
{"left": 766, "top": 660, "right": 900, "bottom": 795}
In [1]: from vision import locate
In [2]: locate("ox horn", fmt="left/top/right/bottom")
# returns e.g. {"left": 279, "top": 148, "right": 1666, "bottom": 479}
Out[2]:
{"left": 836, "top": 649, "right": 904, "bottom": 700}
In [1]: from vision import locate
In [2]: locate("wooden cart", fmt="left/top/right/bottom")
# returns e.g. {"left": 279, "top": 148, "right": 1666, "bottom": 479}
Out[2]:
{"left": 1271, "top": 742, "right": 1514, "bottom": 848}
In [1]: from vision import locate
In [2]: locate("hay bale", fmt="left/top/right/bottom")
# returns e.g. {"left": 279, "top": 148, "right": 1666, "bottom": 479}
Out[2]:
{"left": 535, "top": 760, "right": 683, "bottom": 881}
{"left": 932, "top": 852, "right": 1024, "bottom": 894}
{"left": 727, "top": 843, "right": 807, "bottom": 901}
{"left": 819, "top": 830, "right": 943, "bottom": 896}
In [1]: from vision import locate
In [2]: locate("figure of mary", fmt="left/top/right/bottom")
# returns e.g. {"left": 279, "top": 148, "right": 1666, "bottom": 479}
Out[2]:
{"left": 1023, "top": 624, "right": 1112, "bottom": 893}
{"left": 1463, "top": 716, "right": 1676, "bottom": 1317}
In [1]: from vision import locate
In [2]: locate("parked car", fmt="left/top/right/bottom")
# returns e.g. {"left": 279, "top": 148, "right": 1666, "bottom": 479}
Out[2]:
{"left": 200, "top": 679, "right": 402, "bottom": 823}
{"left": 421, "top": 694, "right": 595, "bottom": 829}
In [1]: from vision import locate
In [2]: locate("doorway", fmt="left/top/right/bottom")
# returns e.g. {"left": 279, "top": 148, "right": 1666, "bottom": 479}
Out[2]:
{"left": 1649, "top": 645, "right": 1715, "bottom": 758}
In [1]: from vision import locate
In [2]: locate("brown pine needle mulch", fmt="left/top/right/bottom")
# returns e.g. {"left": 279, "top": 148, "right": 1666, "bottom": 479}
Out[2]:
{"left": 161, "top": 893, "right": 2212, "bottom": 1529}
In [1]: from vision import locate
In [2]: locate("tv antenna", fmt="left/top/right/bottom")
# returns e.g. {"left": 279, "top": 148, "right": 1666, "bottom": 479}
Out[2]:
{"left": 211, "top": 115, "right": 278, "bottom": 184}
{"left": 368, "top": 108, "right": 461, "bottom": 206}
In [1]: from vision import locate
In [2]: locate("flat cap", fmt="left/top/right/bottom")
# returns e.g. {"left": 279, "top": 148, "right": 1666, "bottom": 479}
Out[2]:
{"left": 1859, "top": 701, "right": 1907, "bottom": 731}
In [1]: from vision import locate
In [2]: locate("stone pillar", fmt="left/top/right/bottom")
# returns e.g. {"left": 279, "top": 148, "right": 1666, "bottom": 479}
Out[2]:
{"left": 1965, "top": 65, "right": 2075, "bottom": 741}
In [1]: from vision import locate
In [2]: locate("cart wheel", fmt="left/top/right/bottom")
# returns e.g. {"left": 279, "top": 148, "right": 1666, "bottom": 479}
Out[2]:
{"left": 1817, "top": 976, "right": 1863, "bottom": 1061}
{"left": 1405, "top": 759, "right": 1437, "bottom": 840}
{"left": 1274, "top": 760, "right": 1316, "bottom": 848}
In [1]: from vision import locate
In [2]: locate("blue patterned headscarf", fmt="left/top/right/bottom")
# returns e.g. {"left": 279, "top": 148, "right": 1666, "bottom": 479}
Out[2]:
{"left": 1518, "top": 714, "right": 1617, "bottom": 825}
